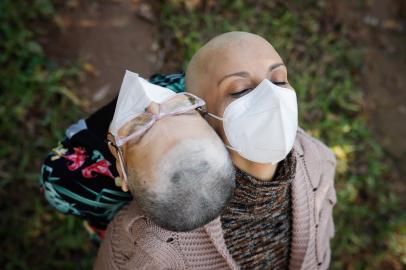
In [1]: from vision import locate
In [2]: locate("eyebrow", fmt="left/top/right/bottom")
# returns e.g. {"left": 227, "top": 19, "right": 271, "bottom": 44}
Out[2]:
{"left": 217, "top": 63, "right": 285, "bottom": 86}
{"left": 269, "top": 63, "right": 285, "bottom": 71}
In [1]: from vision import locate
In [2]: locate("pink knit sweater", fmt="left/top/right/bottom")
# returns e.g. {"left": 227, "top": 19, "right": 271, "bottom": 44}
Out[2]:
{"left": 93, "top": 128, "right": 337, "bottom": 270}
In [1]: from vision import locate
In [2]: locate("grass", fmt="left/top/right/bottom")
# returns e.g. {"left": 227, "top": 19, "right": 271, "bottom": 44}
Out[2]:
{"left": 0, "top": 0, "right": 404, "bottom": 269}
{"left": 0, "top": 0, "right": 95, "bottom": 269}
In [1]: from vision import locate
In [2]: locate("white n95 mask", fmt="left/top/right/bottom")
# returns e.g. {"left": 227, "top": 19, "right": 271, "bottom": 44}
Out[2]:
{"left": 208, "top": 79, "right": 298, "bottom": 164}
{"left": 109, "top": 70, "right": 175, "bottom": 137}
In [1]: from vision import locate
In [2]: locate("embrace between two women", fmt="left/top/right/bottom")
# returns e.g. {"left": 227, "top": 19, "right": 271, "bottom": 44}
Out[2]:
{"left": 41, "top": 32, "right": 337, "bottom": 270}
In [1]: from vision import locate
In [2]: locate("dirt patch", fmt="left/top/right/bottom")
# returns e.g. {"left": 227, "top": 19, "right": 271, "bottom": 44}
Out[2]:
{"left": 41, "top": 0, "right": 162, "bottom": 111}
{"left": 328, "top": 0, "right": 406, "bottom": 196}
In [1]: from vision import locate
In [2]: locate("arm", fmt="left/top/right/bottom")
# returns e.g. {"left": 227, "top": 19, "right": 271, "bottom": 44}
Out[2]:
{"left": 93, "top": 202, "right": 180, "bottom": 270}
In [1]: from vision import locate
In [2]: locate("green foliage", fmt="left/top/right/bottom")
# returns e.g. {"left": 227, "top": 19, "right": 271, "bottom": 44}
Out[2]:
{"left": 159, "top": 1, "right": 405, "bottom": 269}
{"left": 0, "top": 0, "right": 93, "bottom": 269}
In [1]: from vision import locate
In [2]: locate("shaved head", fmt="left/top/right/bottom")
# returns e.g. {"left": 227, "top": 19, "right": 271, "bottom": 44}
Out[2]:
{"left": 185, "top": 31, "right": 281, "bottom": 99}
{"left": 184, "top": 31, "right": 291, "bottom": 179}
{"left": 117, "top": 110, "right": 236, "bottom": 232}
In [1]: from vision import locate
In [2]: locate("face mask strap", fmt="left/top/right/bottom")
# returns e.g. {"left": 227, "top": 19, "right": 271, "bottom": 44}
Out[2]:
{"left": 207, "top": 112, "right": 224, "bottom": 121}
{"left": 206, "top": 113, "right": 236, "bottom": 151}
{"left": 225, "top": 144, "right": 238, "bottom": 152}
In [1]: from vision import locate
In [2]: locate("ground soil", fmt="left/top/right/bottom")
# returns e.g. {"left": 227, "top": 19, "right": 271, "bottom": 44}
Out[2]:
{"left": 327, "top": 0, "right": 406, "bottom": 198}
{"left": 42, "top": 0, "right": 405, "bottom": 194}
{"left": 41, "top": 0, "right": 163, "bottom": 111}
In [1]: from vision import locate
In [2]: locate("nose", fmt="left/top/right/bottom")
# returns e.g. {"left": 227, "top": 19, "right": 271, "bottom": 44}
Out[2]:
{"left": 146, "top": 102, "right": 160, "bottom": 115}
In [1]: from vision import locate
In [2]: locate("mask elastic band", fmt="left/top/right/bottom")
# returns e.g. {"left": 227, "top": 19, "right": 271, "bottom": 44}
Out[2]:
{"left": 225, "top": 144, "right": 238, "bottom": 152}
{"left": 207, "top": 112, "right": 224, "bottom": 121}
{"left": 207, "top": 113, "right": 237, "bottom": 151}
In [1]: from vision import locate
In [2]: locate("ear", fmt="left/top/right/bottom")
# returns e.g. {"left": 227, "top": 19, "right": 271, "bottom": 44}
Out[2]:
{"left": 107, "top": 133, "right": 129, "bottom": 192}
{"left": 119, "top": 177, "right": 129, "bottom": 192}
{"left": 113, "top": 159, "right": 128, "bottom": 192}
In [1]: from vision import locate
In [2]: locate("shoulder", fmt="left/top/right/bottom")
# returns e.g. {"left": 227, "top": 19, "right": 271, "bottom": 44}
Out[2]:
{"left": 94, "top": 203, "right": 149, "bottom": 270}
{"left": 296, "top": 127, "right": 336, "bottom": 166}
{"left": 293, "top": 127, "right": 337, "bottom": 189}
{"left": 96, "top": 202, "right": 185, "bottom": 270}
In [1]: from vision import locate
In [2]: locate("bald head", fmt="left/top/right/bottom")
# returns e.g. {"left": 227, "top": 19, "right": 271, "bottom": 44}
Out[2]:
{"left": 116, "top": 109, "right": 236, "bottom": 232}
{"left": 127, "top": 138, "right": 235, "bottom": 232}
{"left": 185, "top": 31, "right": 281, "bottom": 98}
{"left": 184, "top": 31, "right": 290, "bottom": 161}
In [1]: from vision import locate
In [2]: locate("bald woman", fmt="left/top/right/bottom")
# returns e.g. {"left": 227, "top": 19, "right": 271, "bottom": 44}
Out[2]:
{"left": 91, "top": 32, "right": 337, "bottom": 270}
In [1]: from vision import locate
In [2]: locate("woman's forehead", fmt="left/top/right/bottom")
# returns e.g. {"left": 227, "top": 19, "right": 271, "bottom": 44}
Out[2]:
{"left": 206, "top": 42, "right": 283, "bottom": 79}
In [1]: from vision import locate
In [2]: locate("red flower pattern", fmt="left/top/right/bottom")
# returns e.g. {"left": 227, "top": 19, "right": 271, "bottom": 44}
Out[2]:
{"left": 63, "top": 147, "right": 87, "bottom": 171}
{"left": 82, "top": 159, "right": 114, "bottom": 179}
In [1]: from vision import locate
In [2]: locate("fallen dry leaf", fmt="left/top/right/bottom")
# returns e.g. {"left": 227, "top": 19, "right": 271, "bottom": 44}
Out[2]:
{"left": 184, "top": 0, "right": 202, "bottom": 11}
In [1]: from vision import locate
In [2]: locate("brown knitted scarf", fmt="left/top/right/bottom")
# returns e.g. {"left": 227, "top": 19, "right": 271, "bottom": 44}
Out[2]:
{"left": 220, "top": 151, "right": 296, "bottom": 270}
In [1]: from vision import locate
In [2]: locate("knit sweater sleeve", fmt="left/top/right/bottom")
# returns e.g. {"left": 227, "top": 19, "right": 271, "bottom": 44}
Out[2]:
{"left": 93, "top": 205, "right": 170, "bottom": 270}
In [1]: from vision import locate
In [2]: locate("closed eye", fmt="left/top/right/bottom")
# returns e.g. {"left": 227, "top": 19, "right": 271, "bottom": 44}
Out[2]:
{"left": 231, "top": 88, "right": 253, "bottom": 98}
{"left": 231, "top": 80, "right": 289, "bottom": 99}
{"left": 273, "top": 81, "right": 288, "bottom": 86}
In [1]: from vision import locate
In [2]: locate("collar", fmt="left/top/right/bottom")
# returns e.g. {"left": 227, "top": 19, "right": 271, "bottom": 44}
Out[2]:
{"left": 203, "top": 129, "right": 311, "bottom": 270}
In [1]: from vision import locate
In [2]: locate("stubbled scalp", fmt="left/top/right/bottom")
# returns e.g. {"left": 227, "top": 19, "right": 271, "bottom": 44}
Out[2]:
{"left": 127, "top": 138, "right": 235, "bottom": 232}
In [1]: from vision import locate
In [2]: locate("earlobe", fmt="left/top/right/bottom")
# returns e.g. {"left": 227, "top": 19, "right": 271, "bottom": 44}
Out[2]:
{"left": 121, "top": 181, "right": 129, "bottom": 192}
{"left": 114, "top": 176, "right": 129, "bottom": 192}
{"left": 113, "top": 150, "right": 129, "bottom": 192}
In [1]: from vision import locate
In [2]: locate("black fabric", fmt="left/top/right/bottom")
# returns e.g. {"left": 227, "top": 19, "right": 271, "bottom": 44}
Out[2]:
{"left": 40, "top": 72, "right": 185, "bottom": 230}
{"left": 85, "top": 97, "right": 117, "bottom": 139}
{"left": 40, "top": 129, "right": 131, "bottom": 229}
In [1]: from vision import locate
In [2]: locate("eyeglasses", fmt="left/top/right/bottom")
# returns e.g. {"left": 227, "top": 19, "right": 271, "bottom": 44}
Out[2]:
{"left": 106, "top": 139, "right": 129, "bottom": 184}
{"left": 106, "top": 92, "right": 206, "bottom": 183}
{"left": 114, "top": 92, "right": 205, "bottom": 147}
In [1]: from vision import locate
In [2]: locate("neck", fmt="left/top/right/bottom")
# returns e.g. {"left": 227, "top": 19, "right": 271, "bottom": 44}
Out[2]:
{"left": 229, "top": 151, "right": 278, "bottom": 181}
